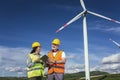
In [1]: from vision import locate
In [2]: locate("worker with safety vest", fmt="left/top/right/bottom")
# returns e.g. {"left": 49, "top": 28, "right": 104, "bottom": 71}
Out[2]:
{"left": 27, "top": 42, "right": 45, "bottom": 80}
{"left": 47, "top": 38, "right": 66, "bottom": 80}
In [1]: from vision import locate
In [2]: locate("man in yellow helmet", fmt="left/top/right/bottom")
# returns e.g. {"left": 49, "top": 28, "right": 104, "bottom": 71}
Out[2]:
{"left": 47, "top": 38, "right": 66, "bottom": 80}
{"left": 27, "top": 42, "right": 45, "bottom": 80}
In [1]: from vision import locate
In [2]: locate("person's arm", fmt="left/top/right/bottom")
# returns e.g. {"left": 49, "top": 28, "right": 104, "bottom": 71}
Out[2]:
{"left": 27, "top": 55, "right": 35, "bottom": 68}
{"left": 56, "top": 51, "right": 66, "bottom": 64}
{"left": 27, "top": 54, "right": 43, "bottom": 68}
{"left": 50, "top": 52, "right": 66, "bottom": 64}
{"left": 55, "top": 58, "right": 66, "bottom": 64}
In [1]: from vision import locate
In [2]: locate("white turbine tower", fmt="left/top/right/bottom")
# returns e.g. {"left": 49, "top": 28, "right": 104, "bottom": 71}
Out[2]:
{"left": 56, "top": 0, "right": 120, "bottom": 80}
{"left": 109, "top": 38, "right": 120, "bottom": 48}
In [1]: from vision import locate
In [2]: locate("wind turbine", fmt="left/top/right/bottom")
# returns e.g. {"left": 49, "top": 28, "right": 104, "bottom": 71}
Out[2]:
{"left": 109, "top": 38, "right": 120, "bottom": 48}
{"left": 56, "top": 0, "right": 120, "bottom": 80}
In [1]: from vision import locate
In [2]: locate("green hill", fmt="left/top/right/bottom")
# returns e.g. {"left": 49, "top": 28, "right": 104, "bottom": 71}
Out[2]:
{"left": 0, "top": 77, "right": 27, "bottom": 80}
{"left": 0, "top": 71, "right": 120, "bottom": 80}
{"left": 64, "top": 71, "right": 109, "bottom": 80}
{"left": 64, "top": 71, "right": 120, "bottom": 80}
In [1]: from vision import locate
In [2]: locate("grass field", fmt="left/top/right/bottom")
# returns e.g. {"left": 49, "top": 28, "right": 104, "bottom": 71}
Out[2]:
{"left": 0, "top": 71, "right": 120, "bottom": 80}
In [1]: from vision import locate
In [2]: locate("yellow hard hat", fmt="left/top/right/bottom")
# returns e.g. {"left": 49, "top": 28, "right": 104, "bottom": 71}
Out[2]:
{"left": 52, "top": 38, "right": 60, "bottom": 45}
{"left": 32, "top": 42, "right": 41, "bottom": 48}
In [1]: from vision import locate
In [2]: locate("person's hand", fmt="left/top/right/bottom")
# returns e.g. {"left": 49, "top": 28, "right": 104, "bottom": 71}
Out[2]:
{"left": 48, "top": 58, "right": 54, "bottom": 63}
{"left": 47, "top": 58, "right": 56, "bottom": 65}
{"left": 34, "top": 58, "right": 40, "bottom": 63}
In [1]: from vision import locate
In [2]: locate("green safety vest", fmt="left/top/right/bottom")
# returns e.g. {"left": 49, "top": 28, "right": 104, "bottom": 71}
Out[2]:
{"left": 27, "top": 53, "right": 44, "bottom": 78}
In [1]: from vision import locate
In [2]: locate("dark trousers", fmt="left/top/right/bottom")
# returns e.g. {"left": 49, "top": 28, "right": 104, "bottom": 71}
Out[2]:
{"left": 28, "top": 76, "right": 43, "bottom": 80}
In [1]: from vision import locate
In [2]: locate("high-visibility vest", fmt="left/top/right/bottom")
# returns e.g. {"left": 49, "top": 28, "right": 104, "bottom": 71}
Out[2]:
{"left": 48, "top": 50, "right": 65, "bottom": 74}
{"left": 27, "top": 53, "right": 44, "bottom": 78}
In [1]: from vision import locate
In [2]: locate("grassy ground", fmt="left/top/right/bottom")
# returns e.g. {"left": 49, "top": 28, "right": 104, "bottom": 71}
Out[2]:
{"left": 73, "top": 74, "right": 120, "bottom": 80}
{"left": 0, "top": 71, "right": 120, "bottom": 80}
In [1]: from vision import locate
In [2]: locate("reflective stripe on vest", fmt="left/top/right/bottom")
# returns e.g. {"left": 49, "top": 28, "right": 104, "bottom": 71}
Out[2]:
{"left": 27, "top": 54, "right": 44, "bottom": 78}
{"left": 50, "top": 66, "right": 64, "bottom": 69}
{"left": 28, "top": 68, "right": 44, "bottom": 72}
{"left": 48, "top": 50, "right": 65, "bottom": 74}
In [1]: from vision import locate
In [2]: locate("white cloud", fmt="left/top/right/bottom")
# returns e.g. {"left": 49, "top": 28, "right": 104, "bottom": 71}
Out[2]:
{"left": 1, "top": 45, "right": 120, "bottom": 76}
{"left": 5, "top": 67, "right": 26, "bottom": 72}
{"left": 102, "top": 53, "right": 120, "bottom": 64}
{"left": 0, "top": 46, "right": 30, "bottom": 76}
{"left": 105, "top": 27, "right": 120, "bottom": 32}
{"left": 65, "top": 52, "right": 84, "bottom": 73}
{"left": 66, "top": 53, "right": 81, "bottom": 60}
{"left": 88, "top": 19, "right": 120, "bottom": 34}
{"left": 100, "top": 64, "right": 120, "bottom": 70}
{"left": 90, "top": 53, "right": 120, "bottom": 74}
{"left": 65, "top": 49, "right": 102, "bottom": 73}
{"left": 90, "top": 65, "right": 100, "bottom": 71}
{"left": 89, "top": 53, "right": 101, "bottom": 62}
{"left": 65, "top": 62, "right": 85, "bottom": 73}
{"left": 0, "top": 46, "right": 48, "bottom": 66}
{"left": 91, "top": 64, "right": 120, "bottom": 74}
{"left": 0, "top": 46, "right": 49, "bottom": 76}
{"left": 0, "top": 46, "right": 85, "bottom": 75}
{"left": 89, "top": 21, "right": 120, "bottom": 33}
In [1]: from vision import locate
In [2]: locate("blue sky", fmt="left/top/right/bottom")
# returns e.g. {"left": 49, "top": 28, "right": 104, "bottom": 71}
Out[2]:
{"left": 0, "top": 0, "right": 120, "bottom": 77}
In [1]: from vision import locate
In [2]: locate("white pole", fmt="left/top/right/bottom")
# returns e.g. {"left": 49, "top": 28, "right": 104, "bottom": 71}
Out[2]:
{"left": 83, "top": 14, "right": 90, "bottom": 80}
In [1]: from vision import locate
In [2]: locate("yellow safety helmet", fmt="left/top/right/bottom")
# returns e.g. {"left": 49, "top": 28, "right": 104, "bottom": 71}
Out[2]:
{"left": 32, "top": 42, "right": 41, "bottom": 48}
{"left": 52, "top": 38, "right": 60, "bottom": 45}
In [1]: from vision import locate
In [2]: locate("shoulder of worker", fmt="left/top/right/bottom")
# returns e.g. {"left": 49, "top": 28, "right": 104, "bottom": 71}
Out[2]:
{"left": 59, "top": 50, "right": 64, "bottom": 52}
{"left": 48, "top": 50, "right": 64, "bottom": 52}
{"left": 27, "top": 53, "right": 31, "bottom": 60}
{"left": 58, "top": 50, "right": 65, "bottom": 54}
{"left": 27, "top": 53, "right": 33, "bottom": 58}
{"left": 28, "top": 53, "right": 36, "bottom": 56}
{"left": 47, "top": 50, "right": 65, "bottom": 56}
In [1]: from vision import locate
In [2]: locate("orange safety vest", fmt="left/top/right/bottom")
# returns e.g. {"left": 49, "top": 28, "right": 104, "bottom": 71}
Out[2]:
{"left": 48, "top": 50, "right": 65, "bottom": 74}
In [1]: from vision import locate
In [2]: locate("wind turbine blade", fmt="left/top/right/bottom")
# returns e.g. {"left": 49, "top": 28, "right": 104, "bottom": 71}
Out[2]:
{"left": 88, "top": 11, "right": 120, "bottom": 24}
{"left": 56, "top": 11, "right": 85, "bottom": 33}
{"left": 109, "top": 38, "right": 120, "bottom": 47}
{"left": 80, "top": 0, "right": 86, "bottom": 10}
